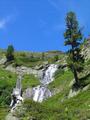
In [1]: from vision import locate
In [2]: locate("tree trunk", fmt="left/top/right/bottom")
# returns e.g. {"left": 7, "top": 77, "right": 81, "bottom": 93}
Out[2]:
{"left": 72, "top": 65, "right": 79, "bottom": 86}
{"left": 73, "top": 68, "right": 78, "bottom": 83}
{"left": 71, "top": 46, "right": 79, "bottom": 86}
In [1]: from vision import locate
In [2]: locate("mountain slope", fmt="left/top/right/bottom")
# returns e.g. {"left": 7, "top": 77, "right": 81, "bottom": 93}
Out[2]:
{"left": 0, "top": 43, "right": 90, "bottom": 120}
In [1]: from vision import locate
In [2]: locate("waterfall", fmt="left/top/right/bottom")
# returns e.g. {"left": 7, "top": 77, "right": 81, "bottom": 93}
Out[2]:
{"left": 10, "top": 64, "right": 58, "bottom": 108}
{"left": 41, "top": 64, "right": 58, "bottom": 85}
{"left": 33, "top": 64, "right": 58, "bottom": 102}
{"left": 10, "top": 75, "right": 23, "bottom": 111}
{"left": 33, "top": 85, "right": 52, "bottom": 102}
{"left": 16, "top": 75, "right": 22, "bottom": 90}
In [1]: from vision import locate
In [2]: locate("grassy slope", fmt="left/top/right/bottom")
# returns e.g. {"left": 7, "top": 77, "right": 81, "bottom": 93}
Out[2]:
{"left": 13, "top": 51, "right": 65, "bottom": 67}
{"left": 0, "top": 68, "right": 40, "bottom": 120}
{"left": 48, "top": 70, "right": 73, "bottom": 90}
{"left": 16, "top": 91, "right": 90, "bottom": 120}
{"left": 15, "top": 48, "right": 90, "bottom": 120}
{"left": 0, "top": 107, "right": 9, "bottom": 120}
{"left": 0, "top": 68, "right": 17, "bottom": 120}
{"left": 43, "top": 62, "right": 90, "bottom": 120}
{"left": 0, "top": 50, "right": 90, "bottom": 119}
{"left": 0, "top": 68, "right": 17, "bottom": 106}
{"left": 15, "top": 68, "right": 90, "bottom": 120}
{"left": 22, "top": 74, "right": 40, "bottom": 90}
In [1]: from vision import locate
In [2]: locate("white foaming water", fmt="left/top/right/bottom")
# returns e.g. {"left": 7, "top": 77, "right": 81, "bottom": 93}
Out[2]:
{"left": 10, "top": 75, "right": 23, "bottom": 110}
{"left": 42, "top": 64, "right": 58, "bottom": 85}
{"left": 33, "top": 64, "right": 58, "bottom": 102}
{"left": 33, "top": 85, "right": 51, "bottom": 102}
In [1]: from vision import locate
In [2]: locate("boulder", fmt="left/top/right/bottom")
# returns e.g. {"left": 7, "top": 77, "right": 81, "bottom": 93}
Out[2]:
{"left": 22, "top": 88, "right": 33, "bottom": 99}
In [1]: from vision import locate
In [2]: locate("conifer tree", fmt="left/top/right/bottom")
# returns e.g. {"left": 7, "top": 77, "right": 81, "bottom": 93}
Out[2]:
{"left": 64, "top": 12, "right": 84, "bottom": 86}
{"left": 6, "top": 45, "right": 14, "bottom": 62}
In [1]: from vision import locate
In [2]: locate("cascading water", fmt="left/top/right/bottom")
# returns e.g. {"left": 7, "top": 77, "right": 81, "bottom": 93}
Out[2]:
{"left": 10, "top": 75, "right": 23, "bottom": 111}
{"left": 33, "top": 85, "right": 52, "bottom": 102}
{"left": 33, "top": 64, "right": 58, "bottom": 102}
{"left": 10, "top": 64, "right": 58, "bottom": 107}
{"left": 41, "top": 64, "right": 58, "bottom": 85}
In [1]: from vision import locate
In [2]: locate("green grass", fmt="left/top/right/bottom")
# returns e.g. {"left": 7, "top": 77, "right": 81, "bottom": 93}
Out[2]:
{"left": 48, "top": 70, "right": 73, "bottom": 91}
{"left": 14, "top": 68, "right": 90, "bottom": 120}
{"left": 11, "top": 50, "right": 65, "bottom": 67}
{"left": 22, "top": 74, "right": 40, "bottom": 90}
{"left": 15, "top": 88, "right": 90, "bottom": 120}
{"left": 0, "top": 49, "right": 90, "bottom": 120}
{"left": 14, "top": 56, "right": 44, "bottom": 67}
{"left": 14, "top": 70, "right": 74, "bottom": 120}
{"left": 0, "top": 68, "right": 17, "bottom": 106}
{"left": 0, "top": 69, "right": 40, "bottom": 120}
{"left": 16, "top": 87, "right": 90, "bottom": 120}
{"left": 0, "top": 68, "right": 17, "bottom": 120}
{"left": 44, "top": 70, "right": 74, "bottom": 109}
{"left": 0, "top": 107, "right": 9, "bottom": 120}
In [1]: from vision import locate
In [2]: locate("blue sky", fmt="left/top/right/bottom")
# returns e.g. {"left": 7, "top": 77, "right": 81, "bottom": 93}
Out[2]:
{"left": 0, "top": 0, "right": 90, "bottom": 52}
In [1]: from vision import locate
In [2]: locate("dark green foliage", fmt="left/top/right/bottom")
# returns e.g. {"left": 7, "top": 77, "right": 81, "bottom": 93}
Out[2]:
{"left": 53, "top": 55, "right": 59, "bottom": 62}
{"left": 64, "top": 11, "right": 84, "bottom": 85}
{"left": 6, "top": 45, "right": 14, "bottom": 62}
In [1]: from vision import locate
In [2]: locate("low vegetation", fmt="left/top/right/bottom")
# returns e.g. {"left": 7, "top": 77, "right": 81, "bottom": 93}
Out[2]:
{"left": 22, "top": 74, "right": 40, "bottom": 90}
{"left": 14, "top": 69, "right": 90, "bottom": 120}
{"left": 0, "top": 68, "right": 17, "bottom": 106}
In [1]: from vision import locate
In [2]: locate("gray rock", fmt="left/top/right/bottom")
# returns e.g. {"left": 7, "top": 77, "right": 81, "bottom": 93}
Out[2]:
{"left": 82, "top": 84, "right": 90, "bottom": 91}
{"left": 69, "top": 79, "right": 75, "bottom": 87}
{"left": 5, "top": 65, "right": 42, "bottom": 78}
{"left": 68, "top": 89, "right": 81, "bottom": 98}
{"left": 22, "top": 88, "right": 33, "bottom": 99}
{"left": 5, "top": 113, "right": 19, "bottom": 120}
{"left": 34, "top": 65, "right": 44, "bottom": 70}
{"left": 0, "top": 56, "right": 7, "bottom": 65}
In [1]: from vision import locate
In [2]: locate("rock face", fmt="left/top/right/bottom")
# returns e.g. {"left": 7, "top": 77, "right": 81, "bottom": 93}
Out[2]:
{"left": 68, "top": 89, "right": 80, "bottom": 98}
{"left": 22, "top": 88, "right": 33, "bottom": 99}
{"left": 0, "top": 57, "right": 7, "bottom": 64}
{"left": 81, "top": 38, "right": 90, "bottom": 60}
{"left": 5, "top": 65, "right": 43, "bottom": 78}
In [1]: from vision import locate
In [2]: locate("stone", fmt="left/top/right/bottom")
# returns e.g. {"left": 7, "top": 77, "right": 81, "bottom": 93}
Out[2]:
{"left": 0, "top": 56, "right": 7, "bottom": 65}
{"left": 68, "top": 89, "right": 80, "bottom": 98}
{"left": 22, "top": 88, "right": 33, "bottom": 99}
{"left": 82, "top": 85, "right": 90, "bottom": 91}
{"left": 69, "top": 79, "right": 75, "bottom": 87}
{"left": 5, "top": 113, "right": 19, "bottom": 120}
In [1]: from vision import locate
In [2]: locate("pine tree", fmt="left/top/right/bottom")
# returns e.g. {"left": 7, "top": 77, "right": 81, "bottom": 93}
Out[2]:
{"left": 6, "top": 45, "right": 14, "bottom": 62}
{"left": 54, "top": 55, "right": 59, "bottom": 62}
{"left": 64, "top": 12, "right": 84, "bottom": 86}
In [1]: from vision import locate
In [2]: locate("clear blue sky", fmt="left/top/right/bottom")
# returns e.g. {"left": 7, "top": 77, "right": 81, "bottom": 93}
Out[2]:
{"left": 0, "top": 0, "right": 90, "bottom": 52}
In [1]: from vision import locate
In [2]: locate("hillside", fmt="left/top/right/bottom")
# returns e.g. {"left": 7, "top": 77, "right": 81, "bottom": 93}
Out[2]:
{"left": 0, "top": 41, "right": 90, "bottom": 120}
